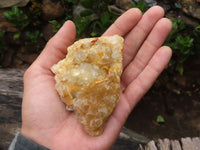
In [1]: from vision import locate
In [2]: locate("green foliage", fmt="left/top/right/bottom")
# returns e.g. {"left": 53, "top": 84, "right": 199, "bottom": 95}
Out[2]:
{"left": 49, "top": 15, "right": 72, "bottom": 33}
{"left": 130, "top": 2, "right": 136, "bottom": 8}
{"left": 170, "top": 35, "right": 194, "bottom": 75}
{"left": 3, "top": 1, "right": 199, "bottom": 73}
{"left": 100, "top": 12, "right": 113, "bottom": 27}
{"left": 193, "top": 25, "right": 200, "bottom": 51}
{"left": 72, "top": 0, "right": 148, "bottom": 37}
{"left": 28, "top": 0, "right": 42, "bottom": 26}
{"left": 3, "top": 3, "right": 43, "bottom": 53}
{"left": 80, "top": 0, "right": 96, "bottom": 9}
{"left": 80, "top": 0, "right": 108, "bottom": 12}
{"left": 73, "top": 0, "right": 118, "bottom": 37}
{"left": 4, "top": 6, "right": 30, "bottom": 30}
{"left": 25, "top": 30, "right": 43, "bottom": 51}
{"left": 131, "top": 1, "right": 148, "bottom": 13}
{"left": 48, "top": 0, "right": 149, "bottom": 37}
{"left": 165, "top": 19, "right": 198, "bottom": 75}
{"left": 194, "top": 25, "right": 200, "bottom": 39}
{"left": 80, "top": 9, "right": 93, "bottom": 17}
{"left": 13, "top": 33, "right": 21, "bottom": 40}
{"left": 136, "top": 1, "right": 148, "bottom": 12}
{"left": 4, "top": 2, "right": 42, "bottom": 30}
{"left": 74, "top": 16, "right": 92, "bottom": 36}
{"left": 166, "top": 19, "right": 185, "bottom": 41}
{"left": 0, "top": 30, "right": 5, "bottom": 40}
{"left": 49, "top": 20, "right": 63, "bottom": 33}
{"left": 156, "top": 115, "right": 165, "bottom": 124}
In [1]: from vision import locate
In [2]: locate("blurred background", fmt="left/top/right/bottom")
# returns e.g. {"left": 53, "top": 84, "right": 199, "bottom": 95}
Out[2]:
{"left": 0, "top": 0, "right": 200, "bottom": 149}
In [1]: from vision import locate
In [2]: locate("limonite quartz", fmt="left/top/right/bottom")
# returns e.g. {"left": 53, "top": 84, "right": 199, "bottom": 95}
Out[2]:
{"left": 51, "top": 35, "right": 124, "bottom": 136}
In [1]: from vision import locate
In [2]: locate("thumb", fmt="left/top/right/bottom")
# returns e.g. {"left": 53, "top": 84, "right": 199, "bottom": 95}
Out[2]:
{"left": 35, "top": 20, "right": 76, "bottom": 70}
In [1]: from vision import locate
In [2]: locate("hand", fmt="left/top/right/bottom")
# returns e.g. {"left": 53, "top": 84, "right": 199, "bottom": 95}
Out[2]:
{"left": 21, "top": 6, "right": 172, "bottom": 150}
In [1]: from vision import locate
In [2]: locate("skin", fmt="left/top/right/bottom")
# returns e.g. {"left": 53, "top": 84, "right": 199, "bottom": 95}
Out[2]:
{"left": 21, "top": 6, "right": 172, "bottom": 150}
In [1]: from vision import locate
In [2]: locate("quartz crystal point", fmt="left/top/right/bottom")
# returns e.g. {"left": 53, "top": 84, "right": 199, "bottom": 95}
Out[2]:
{"left": 51, "top": 35, "right": 124, "bottom": 136}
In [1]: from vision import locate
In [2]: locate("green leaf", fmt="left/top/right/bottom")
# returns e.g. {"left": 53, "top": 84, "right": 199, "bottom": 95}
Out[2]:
{"left": 13, "top": 33, "right": 21, "bottom": 40}
{"left": 188, "top": 92, "right": 192, "bottom": 96}
{"left": 156, "top": 115, "right": 165, "bottom": 123}
{"left": 194, "top": 25, "right": 200, "bottom": 39}
{"left": 74, "top": 16, "right": 91, "bottom": 36}
{"left": 80, "top": 9, "right": 93, "bottom": 17}
{"left": 130, "top": 2, "right": 136, "bottom": 8}
{"left": 137, "top": 1, "right": 148, "bottom": 13}
{"left": 166, "top": 19, "right": 185, "bottom": 42}
{"left": 65, "top": 14, "right": 72, "bottom": 20}
{"left": 100, "top": 12, "right": 110, "bottom": 26}
{"left": 90, "top": 31, "right": 97, "bottom": 37}
{"left": 25, "top": 30, "right": 43, "bottom": 51}
{"left": 176, "top": 63, "right": 184, "bottom": 75}
{"left": 0, "top": 30, "right": 5, "bottom": 38}
{"left": 194, "top": 25, "right": 200, "bottom": 33}
{"left": 4, "top": 12, "right": 11, "bottom": 20}
{"left": 49, "top": 20, "right": 63, "bottom": 33}
{"left": 12, "top": 6, "right": 19, "bottom": 15}
{"left": 80, "top": 0, "right": 95, "bottom": 9}
{"left": 90, "top": 21, "right": 104, "bottom": 36}
{"left": 49, "top": 20, "right": 58, "bottom": 25}
{"left": 4, "top": 6, "right": 30, "bottom": 30}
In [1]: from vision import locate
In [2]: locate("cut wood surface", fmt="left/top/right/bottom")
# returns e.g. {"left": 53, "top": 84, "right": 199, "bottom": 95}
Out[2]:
{"left": 0, "top": 69, "right": 25, "bottom": 98}
{"left": 0, "top": 69, "right": 199, "bottom": 150}
{"left": 138, "top": 137, "right": 200, "bottom": 150}
{"left": 157, "top": 139, "right": 170, "bottom": 150}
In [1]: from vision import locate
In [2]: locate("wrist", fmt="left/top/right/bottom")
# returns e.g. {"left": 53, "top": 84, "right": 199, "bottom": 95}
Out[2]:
{"left": 9, "top": 131, "right": 49, "bottom": 150}
{"left": 21, "top": 125, "right": 51, "bottom": 149}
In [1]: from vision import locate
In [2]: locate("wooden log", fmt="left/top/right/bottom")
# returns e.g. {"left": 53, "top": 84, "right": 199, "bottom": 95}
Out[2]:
{"left": 137, "top": 137, "right": 200, "bottom": 150}
{"left": 157, "top": 138, "right": 170, "bottom": 150}
{"left": 111, "top": 127, "right": 149, "bottom": 150}
{"left": 138, "top": 144, "right": 145, "bottom": 150}
{"left": 181, "top": 137, "right": 196, "bottom": 150}
{"left": 0, "top": 69, "right": 24, "bottom": 149}
{"left": 0, "top": 69, "right": 25, "bottom": 98}
{"left": 192, "top": 137, "right": 200, "bottom": 150}
{"left": 171, "top": 140, "right": 182, "bottom": 150}
{"left": 145, "top": 141, "right": 158, "bottom": 150}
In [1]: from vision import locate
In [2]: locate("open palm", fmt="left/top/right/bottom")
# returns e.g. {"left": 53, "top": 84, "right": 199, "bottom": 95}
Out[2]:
{"left": 21, "top": 6, "right": 172, "bottom": 150}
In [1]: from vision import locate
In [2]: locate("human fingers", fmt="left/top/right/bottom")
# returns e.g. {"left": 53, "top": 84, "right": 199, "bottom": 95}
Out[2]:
{"left": 123, "top": 6, "right": 165, "bottom": 68}
{"left": 103, "top": 8, "right": 142, "bottom": 36}
{"left": 122, "top": 46, "right": 172, "bottom": 111}
{"left": 121, "top": 18, "right": 172, "bottom": 87}
{"left": 103, "top": 47, "right": 172, "bottom": 141}
{"left": 100, "top": 47, "right": 171, "bottom": 141}
{"left": 102, "top": 47, "right": 172, "bottom": 140}
{"left": 35, "top": 20, "right": 76, "bottom": 71}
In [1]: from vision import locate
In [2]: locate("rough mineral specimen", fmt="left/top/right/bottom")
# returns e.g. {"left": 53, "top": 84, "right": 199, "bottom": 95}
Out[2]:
{"left": 51, "top": 35, "right": 124, "bottom": 136}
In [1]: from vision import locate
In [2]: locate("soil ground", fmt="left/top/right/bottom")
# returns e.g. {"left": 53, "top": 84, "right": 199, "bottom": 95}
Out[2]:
{"left": 125, "top": 57, "right": 200, "bottom": 139}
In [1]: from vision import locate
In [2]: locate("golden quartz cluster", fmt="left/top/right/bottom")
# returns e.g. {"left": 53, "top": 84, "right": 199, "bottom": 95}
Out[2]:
{"left": 51, "top": 35, "right": 124, "bottom": 136}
